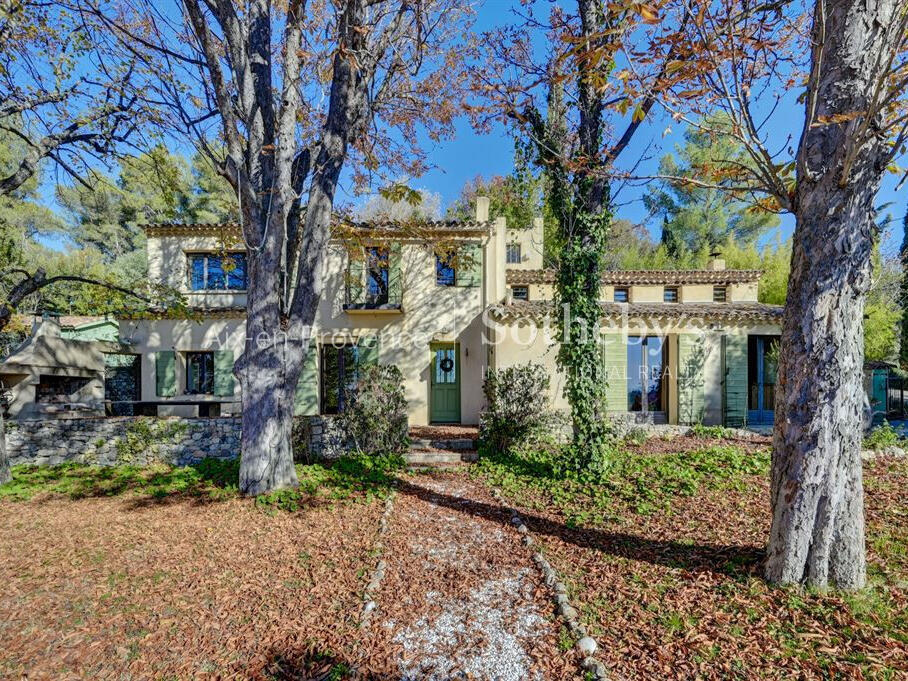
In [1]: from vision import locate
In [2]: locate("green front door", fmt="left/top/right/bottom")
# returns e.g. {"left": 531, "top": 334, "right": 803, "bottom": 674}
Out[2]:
{"left": 430, "top": 343, "right": 460, "bottom": 423}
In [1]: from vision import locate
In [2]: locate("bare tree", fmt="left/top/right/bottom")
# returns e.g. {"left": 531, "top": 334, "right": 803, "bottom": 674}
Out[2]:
{"left": 472, "top": 0, "right": 685, "bottom": 465}
{"left": 0, "top": 1, "right": 144, "bottom": 194}
{"left": 628, "top": 0, "right": 908, "bottom": 589}
{"left": 85, "top": 0, "right": 472, "bottom": 494}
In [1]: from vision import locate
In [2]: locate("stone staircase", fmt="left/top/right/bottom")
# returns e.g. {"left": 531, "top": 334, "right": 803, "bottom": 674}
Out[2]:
{"left": 406, "top": 428, "right": 479, "bottom": 466}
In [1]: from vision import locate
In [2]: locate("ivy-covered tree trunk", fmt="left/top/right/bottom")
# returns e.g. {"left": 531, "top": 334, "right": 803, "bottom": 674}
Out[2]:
{"left": 547, "top": 0, "right": 613, "bottom": 467}
{"left": 553, "top": 187, "right": 612, "bottom": 466}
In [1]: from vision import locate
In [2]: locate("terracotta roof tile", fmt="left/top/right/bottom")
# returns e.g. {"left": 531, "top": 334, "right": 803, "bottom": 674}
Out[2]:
{"left": 489, "top": 300, "right": 783, "bottom": 324}
{"left": 506, "top": 268, "right": 762, "bottom": 285}
{"left": 143, "top": 219, "right": 491, "bottom": 238}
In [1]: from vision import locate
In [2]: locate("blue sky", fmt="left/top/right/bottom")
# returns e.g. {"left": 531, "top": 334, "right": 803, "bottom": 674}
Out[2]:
{"left": 39, "top": 0, "right": 905, "bottom": 256}
{"left": 369, "top": 1, "right": 906, "bottom": 256}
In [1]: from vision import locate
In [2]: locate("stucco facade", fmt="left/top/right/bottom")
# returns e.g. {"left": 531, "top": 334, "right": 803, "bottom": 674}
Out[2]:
{"left": 2, "top": 199, "right": 786, "bottom": 428}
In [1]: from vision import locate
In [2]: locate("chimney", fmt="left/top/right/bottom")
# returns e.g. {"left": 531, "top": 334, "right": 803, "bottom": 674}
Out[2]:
{"left": 33, "top": 315, "right": 61, "bottom": 337}
{"left": 706, "top": 248, "right": 726, "bottom": 271}
{"left": 475, "top": 195, "right": 490, "bottom": 222}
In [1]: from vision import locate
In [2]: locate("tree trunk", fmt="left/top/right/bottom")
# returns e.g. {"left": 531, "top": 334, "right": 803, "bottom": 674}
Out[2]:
{"left": 236, "top": 343, "right": 301, "bottom": 495}
{"left": 0, "top": 406, "right": 10, "bottom": 486}
{"left": 766, "top": 0, "right": 901, "bottom": 590}
{"left": 236, "top": 248, "right": 304, "bottom": 495}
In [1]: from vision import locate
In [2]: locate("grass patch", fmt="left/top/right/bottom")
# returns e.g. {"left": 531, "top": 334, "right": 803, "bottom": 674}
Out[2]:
{"left": 0, "top": 451, "right": 402, "bottom": 509}
{"left": 0, "top": 459, "right": 238, "bottom": 502}
{"left": 473, "top": 442, "right": 769, "bottom": 519}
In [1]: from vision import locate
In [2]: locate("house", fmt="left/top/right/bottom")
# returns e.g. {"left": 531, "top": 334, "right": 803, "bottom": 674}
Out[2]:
{"left": 0, "top": 318, "right": 112, "bottom": 418}
{"left": 3, "top": 197, "right": 786, "bottom": 427}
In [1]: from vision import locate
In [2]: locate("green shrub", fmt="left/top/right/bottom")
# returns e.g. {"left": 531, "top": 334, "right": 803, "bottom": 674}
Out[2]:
{"left": 340, "top": 364, "right": 409, "bottom": 456}
{"left": 479, "top": 363, "right": 562, "bottom": 454}
{"left": 690, "top": 423, "right": 732, "bottom": 439}
{"left": 863, "top": 420, "right": 904, "bottom": 450}
{"left": 624, "top": 427, "right": 649, "bottom": 446}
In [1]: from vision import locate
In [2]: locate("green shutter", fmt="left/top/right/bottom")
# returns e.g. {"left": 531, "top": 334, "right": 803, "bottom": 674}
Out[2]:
{"left": 213, "top": 350, "right": 236, "bottom": 397}
{"left": 347, "top": 248, "right": 365, "bottom": 305}
{"left": 723, "top": 335, "right": 748, "bottom": 427}
{"left": 294, "top": 340, "right": 319, "bottom": 416}
{"left": 456, "top": 244, "right": 481, "bottom": 287}
{"left": 678, "top": 334, "right": 707, "bottom": 425}
{"left": 602, "top": 334, "right": 627, "bottom": 412}
{"left": 388, "top": 242, "right": 403, "bottom": 306}
{"left": 155, "top": 351, "right": 177, "bottom": 397}
{"left": 357, "top": 335, "right": 380, "bottom": 368}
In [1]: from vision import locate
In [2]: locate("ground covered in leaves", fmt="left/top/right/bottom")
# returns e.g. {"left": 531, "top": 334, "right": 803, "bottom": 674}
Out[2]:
{"left": 474, "top": 433, "right": 908, "bottom": 680}
{"left": 357, "top": 472, "right": 581, "bottom": 680}
{"left": 0, "top": 457, "right": 396, "bottom": 680}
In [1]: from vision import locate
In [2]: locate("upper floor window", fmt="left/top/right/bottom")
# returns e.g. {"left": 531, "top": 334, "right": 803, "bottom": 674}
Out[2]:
{"left": 614, "top": 287, "right": 629, "bottom": 303}
{"left": 512, "top": 286, "right": 529, "bottom": 301}
{"left": 506, "top": 243, "right": 522, "bottom": 264}
{"left": 186, "top": 351, "right": 214, "bottom": 394}
{"left": 436, "top": 252, "right": 456, "bottom": 286}
{"left": 713, "top": 285, "right": 727, "bottom": 303}
{"left": 188, "top": 253, "right": 247, "bottom": 291}
{"left": 365, "top": 247, "right": 389, "bottom": 305}
{"left": 664, "top": 287, "right": 679, "bottom": 303}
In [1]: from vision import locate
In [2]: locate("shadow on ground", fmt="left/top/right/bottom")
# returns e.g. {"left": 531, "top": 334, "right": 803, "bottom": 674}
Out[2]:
{"left": 1, "top": 456, "right": 400, "bottom": 512}
{"left": 395, "top": 477, "right": 765, "bottom": 578}
{"left": 262, "top": 645, "right": 398, "bottom": 681}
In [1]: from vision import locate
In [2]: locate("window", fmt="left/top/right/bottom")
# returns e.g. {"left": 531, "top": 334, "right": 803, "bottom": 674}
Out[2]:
{"left": 188, "top": 253, "right": 247, "bottom": 291}
{"left": 321, "top": 344, "right": 358, "bottom": 414}
{"left": 713, "top": 285, "right": 727, "bottom": 302}
{"left": 35, "top": 375, "right": 90, "bottom": 403}
{"left": 614, "top": 287, "right": 629, "bottom": 303}
{"left": 506, "top": 243, "right": 522, "bottom": 264}
{"left": 512, "top": 286, "right": 529, "bottom": 301}
{"left": 436, "top": 252, "right": 456, "bottom": 286}
{"left": 186, "top": 352, "right": 214, "bottom": 394}
{"left": 627, "top": 336, "right": 666, "bottom": 412}
{"left": 664, "top": 287, "right": 679, "bottom": 303}
{"left": 365, "top": 247, "right": 389, "bottom": 305}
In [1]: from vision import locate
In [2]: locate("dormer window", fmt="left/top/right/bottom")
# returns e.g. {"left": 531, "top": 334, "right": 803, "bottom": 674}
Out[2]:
{"left": 664, "top": 287, "right": 679, "bottom": 303}
{"left": 512, "top": 286, "right": 529, "bottom": 301}
{"left": 188, "top": 253, "right": 247, "bottom": 291}
{"left": 614, "top": 287, "right": 629, "bottom": 303}
{"left": 713, "top": 285, "right": 727, "bottom": 302}
{"left": 506, "top": 243, "right": 522, "bottom": 264}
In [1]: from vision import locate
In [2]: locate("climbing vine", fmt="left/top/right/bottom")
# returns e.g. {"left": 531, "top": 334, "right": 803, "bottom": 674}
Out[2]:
{"left": 527, "top": 111, "right": 615, "bottom": 469}
{"left": 550, "top": 179, "right": 614, "bottom": 471}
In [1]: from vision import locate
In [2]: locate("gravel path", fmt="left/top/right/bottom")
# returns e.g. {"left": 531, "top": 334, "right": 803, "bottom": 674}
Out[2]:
{"left": 357, "top": 471, "right": 580, "bottom": 680}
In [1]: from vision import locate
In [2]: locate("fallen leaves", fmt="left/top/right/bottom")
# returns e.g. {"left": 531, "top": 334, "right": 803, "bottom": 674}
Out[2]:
{"left": 476, "top": 449, "right": 908, "bottom": 680}
{"left": 0, "top": 491, "right": 386, "bottom": 679}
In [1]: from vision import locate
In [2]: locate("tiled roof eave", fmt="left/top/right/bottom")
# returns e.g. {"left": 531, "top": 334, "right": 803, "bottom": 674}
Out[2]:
{"left": 488, "top": 301, "right": 783, "bottom": 325}
{"left": 506, "top": 268, "right": 763, "bottom": 285}
{"left": 142, "top": 219, "right": 492, "bottom": 238}
{"left": 120, "top": 307, "right": 247, "bottom": 320}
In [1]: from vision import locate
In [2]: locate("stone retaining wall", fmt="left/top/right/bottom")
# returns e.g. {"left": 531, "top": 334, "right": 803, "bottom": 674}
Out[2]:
{"left": 6, "top": 417, "right": 242, "bottom": 468}
{"left": 6, "top": 414, "right": 352, "bottom": 469}
{"left": 306, "top": 415, "right": 349, "bottom": 460}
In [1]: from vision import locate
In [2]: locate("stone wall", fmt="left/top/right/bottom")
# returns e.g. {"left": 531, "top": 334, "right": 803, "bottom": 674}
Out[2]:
{"left": 298, "top": 415, "right": 349, "bottom": 461}
{"left": 6, "top": 415, "right": 354, "bottom": 469}
{"left": 6, "top": 417, "right": 241, "bottom": 468}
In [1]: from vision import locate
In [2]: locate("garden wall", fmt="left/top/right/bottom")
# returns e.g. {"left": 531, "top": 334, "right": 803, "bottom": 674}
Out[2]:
{"left": 6, "top": 417, "right": 242, "bottom": 467}
{"left": 5, "top": 415, "right": 348, "bottom": 468}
